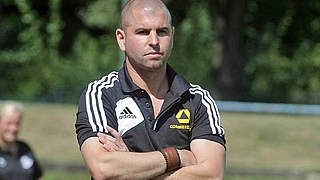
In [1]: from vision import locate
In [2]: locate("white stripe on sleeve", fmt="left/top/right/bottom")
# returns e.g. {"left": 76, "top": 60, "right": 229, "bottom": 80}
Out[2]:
{"left": 189, "top": 84, "right": 224, "bottom": 135}
{"left": 85, "top": 72, "right": 118, "bottom": 132}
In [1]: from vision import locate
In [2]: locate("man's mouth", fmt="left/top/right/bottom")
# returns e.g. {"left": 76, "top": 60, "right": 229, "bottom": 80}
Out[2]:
{"left": 145, "top": 52, "right": 163, "bottom": 58}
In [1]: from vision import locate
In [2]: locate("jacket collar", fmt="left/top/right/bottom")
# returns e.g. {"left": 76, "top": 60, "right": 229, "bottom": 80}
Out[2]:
{"left": 119, "top": 63, "right": 191, "bottom": 97}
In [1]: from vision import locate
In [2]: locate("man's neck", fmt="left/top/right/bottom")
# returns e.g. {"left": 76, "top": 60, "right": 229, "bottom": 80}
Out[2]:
{"left": 126, "top": 61, "right": 168, "bottom": 99}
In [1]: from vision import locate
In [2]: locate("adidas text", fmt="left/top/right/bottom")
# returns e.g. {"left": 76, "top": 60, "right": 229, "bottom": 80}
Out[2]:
{"left": 119, "top": 114, "right": 137, "bottom": 119}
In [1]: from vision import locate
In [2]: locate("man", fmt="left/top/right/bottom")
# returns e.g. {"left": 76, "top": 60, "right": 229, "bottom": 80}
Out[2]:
{"left": 75, "top": 0, "right": 226, "bottom": 179}
{"left": 0, "top": 102, "right": 43, "bottom": 180}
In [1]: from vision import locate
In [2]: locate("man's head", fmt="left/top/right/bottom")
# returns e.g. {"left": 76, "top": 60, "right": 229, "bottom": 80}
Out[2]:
{"left": 0, "top": 102, "right": 23, "bottom": 145}
{"left": 116, "top": 0, "right": 174, "bottom": 72}
{"left": 121, "top": 0, "right": 172, "bottom": 31}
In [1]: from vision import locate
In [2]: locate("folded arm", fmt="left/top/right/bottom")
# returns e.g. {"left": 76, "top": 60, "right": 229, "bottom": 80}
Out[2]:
{"left": 96, "top": 126, "right": 225, "bottom": 180}
{"left": 81, "top": 136, "right": 168, "bottom": 180}
{"left": 153, "top": 139, "right": 225, "bottom": 180}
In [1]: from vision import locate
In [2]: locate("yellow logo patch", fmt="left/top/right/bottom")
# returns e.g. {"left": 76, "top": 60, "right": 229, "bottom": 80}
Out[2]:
{"left": 175, "top": 109, "right": 190, "bottom": 124}
{"left": 170, "top": 109, "right": 191, "bottom": 130}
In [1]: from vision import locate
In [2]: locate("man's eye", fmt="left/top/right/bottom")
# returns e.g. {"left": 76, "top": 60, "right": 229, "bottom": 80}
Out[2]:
{"left": 157, "top": 29, "right": 169, "bottom": 36}
{"left": 137, "top": 30, "right": 149, "bottom": 35}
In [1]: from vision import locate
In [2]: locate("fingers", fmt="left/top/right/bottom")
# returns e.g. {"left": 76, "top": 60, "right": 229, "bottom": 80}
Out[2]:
{"left": 102, "top": 141, "right": 113, "bottom": 151}
{"left": 177, "top": 149, "right": 197, "bottom": 167}
{"left": 97, "top": 133, "right": 119, "bottom": 152}
{"left": 97, "top": 133, "right": 116, "bottom": 144}
{"left": 103, "top": 138, "right": 128, "bottom": 152}
{"left": 106, "top": 125, "right": 122, "bottom": 140}
{"left": 97, "top": 127, "right": 129, "bottom": 152}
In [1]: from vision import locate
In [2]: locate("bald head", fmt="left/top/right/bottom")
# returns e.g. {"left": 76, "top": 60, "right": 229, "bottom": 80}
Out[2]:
{"left": 121, "top": 0, "right": 172, "bottom": 30}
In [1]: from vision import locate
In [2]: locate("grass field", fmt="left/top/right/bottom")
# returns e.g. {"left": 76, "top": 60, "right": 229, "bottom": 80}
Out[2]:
{"left": 43, "top": 170, "right": 90, "bottom": 179}
{"left": 43, "top": 171, "right": 303, "bottom": 180}
{"left": 12, "top": 101, "right": 320, "bottom": 179}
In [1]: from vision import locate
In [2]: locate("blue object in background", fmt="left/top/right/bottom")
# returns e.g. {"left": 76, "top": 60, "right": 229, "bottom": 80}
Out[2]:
{"left": 216, "top": 101, "right": 320, "bottom": 115}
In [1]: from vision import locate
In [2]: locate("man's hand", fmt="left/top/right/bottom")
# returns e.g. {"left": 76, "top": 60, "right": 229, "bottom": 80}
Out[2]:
{"left": 177, "top": 149, "right": 197, "bottom": 167}
{"left": 151, "top": 149, "right": 197, "bottom": 180}
{"left": 97, "top": 126, "right": 129, "bottom": 152}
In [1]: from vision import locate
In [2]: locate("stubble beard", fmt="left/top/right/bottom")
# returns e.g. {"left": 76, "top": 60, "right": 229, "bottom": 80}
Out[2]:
{"left": 127, "top": 55, "right": 168, "bottom": 72}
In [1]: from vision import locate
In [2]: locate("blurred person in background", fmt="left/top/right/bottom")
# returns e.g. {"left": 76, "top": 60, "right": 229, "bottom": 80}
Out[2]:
{"left": 76, "top": 0, "right": 225, "bottom": 179}
{"left": 0, "top": 102, "right": 43, "bottom": 180}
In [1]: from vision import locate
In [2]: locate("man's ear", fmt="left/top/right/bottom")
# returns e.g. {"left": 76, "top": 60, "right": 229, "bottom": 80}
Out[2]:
{"left": 116, "top": 28, "right": 126, "bottom": 51}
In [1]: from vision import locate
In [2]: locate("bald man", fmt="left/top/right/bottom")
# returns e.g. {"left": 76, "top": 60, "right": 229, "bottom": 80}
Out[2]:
{"left": 75, "top": 0, "right": 226, "bottom": 179}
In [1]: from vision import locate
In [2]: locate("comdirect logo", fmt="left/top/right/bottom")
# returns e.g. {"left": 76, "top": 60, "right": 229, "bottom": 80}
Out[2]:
{"left": 176, "top": 109, "right": 190, "bottom": 123}
{"left": 170, "top": 109, "right": 191, "bottom": 130}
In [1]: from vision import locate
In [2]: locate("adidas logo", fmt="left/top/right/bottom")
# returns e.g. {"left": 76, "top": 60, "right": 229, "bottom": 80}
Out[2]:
{"left": 119, "top": 107, "right": 137, "bottom": 119}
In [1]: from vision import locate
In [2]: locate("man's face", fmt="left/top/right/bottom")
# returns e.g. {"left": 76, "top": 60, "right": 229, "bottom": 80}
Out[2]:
{"left": 122, "top": 7, "right": 174, "bottom": 71}
{"left": 0, "top": 111, "right": 21, "bottom": 144}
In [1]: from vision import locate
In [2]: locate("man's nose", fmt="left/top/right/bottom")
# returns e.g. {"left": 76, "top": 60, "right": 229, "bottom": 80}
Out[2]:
{"left": 149, "top": 31, "right": 159, "bottom": 46}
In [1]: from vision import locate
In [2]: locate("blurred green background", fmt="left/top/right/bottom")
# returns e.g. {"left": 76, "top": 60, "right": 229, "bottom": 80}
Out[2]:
{"left": 1, "top": 0, "right": 320, "bottom": 179}
{"left": 1, "top": 0, "right": 320, "bottom": 104}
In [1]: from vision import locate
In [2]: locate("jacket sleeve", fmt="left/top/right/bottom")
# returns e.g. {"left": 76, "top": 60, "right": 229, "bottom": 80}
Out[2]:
{"left": 75, "top": 82, "right": 118, "bottom": 149}
{"left": 189, "top": 86, "right": 226, "bottom": 148}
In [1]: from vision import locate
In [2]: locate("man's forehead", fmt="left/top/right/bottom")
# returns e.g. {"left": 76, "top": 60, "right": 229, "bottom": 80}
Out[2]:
{"left": 121, "top": 0, "right": 172, "bottom": 29}
{"left": 127, "top": 12, "right": 171, "bottom": 31}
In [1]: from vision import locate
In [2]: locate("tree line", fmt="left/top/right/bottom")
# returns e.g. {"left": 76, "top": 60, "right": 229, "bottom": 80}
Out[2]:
{"left": 1, "top": 0, "right": 320, "bottom": 104}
